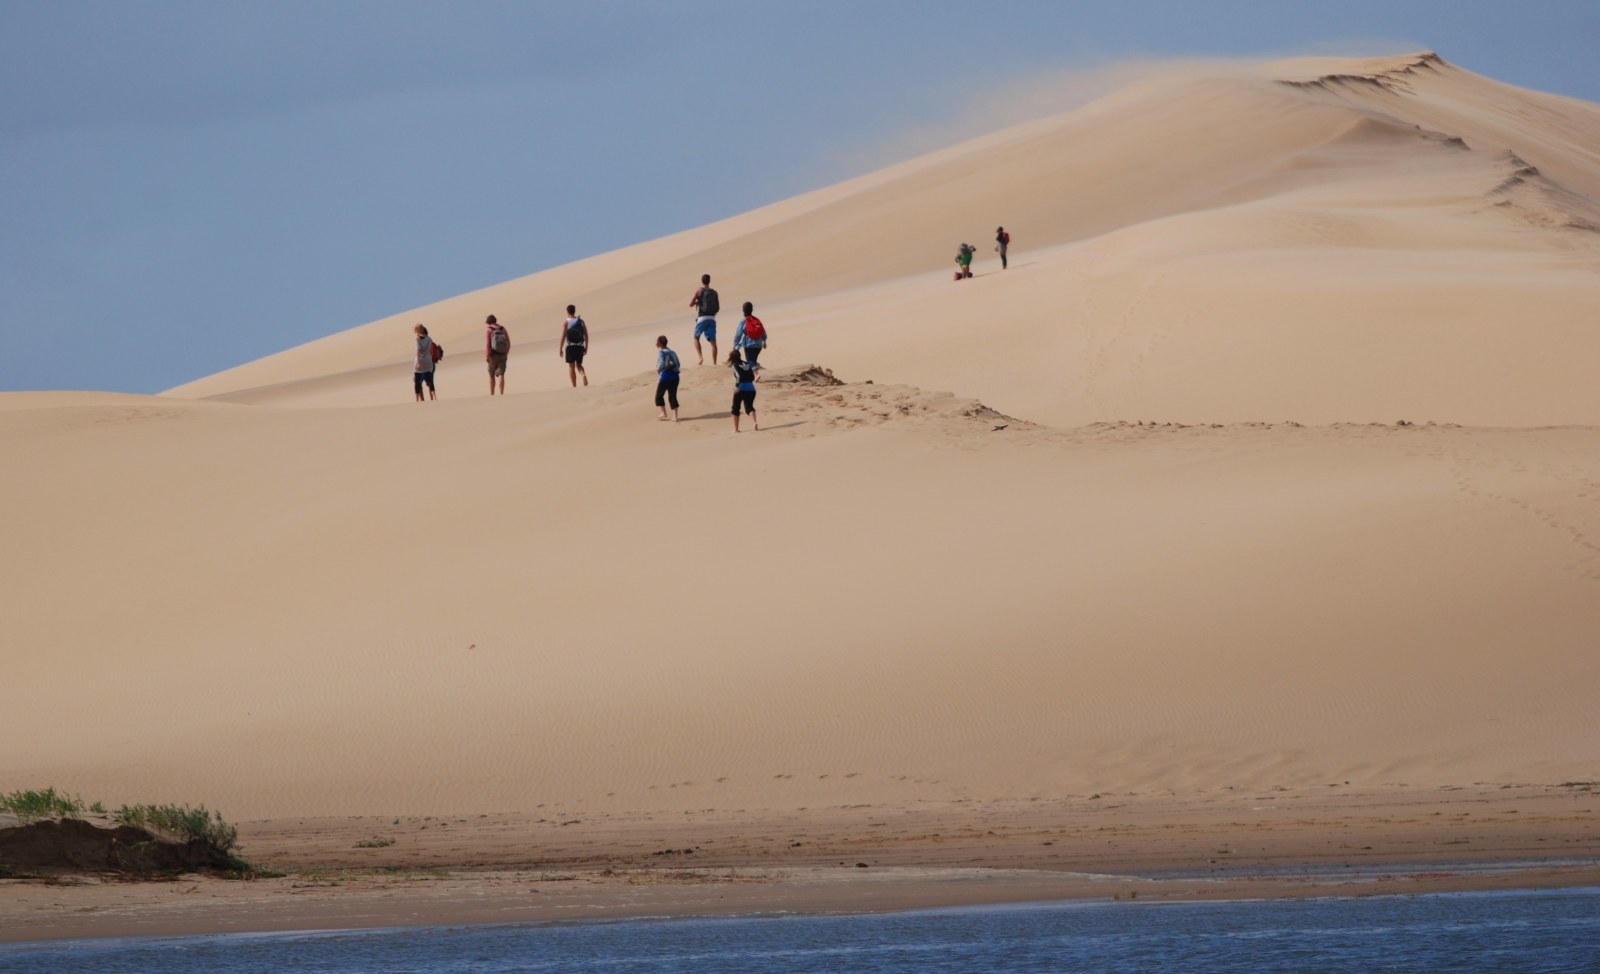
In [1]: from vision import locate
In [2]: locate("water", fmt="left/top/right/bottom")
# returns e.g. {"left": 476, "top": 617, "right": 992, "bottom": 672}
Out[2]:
{"left": 3, "top": 888, "right": 1596, "bottom": 973}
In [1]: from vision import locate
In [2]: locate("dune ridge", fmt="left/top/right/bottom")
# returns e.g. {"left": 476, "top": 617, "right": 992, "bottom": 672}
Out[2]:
{"left": 5, "top": 54, "right": 1598, "bottom": 830}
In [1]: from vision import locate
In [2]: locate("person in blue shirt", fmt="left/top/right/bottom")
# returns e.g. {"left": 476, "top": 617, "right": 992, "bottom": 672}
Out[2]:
{"left": 728, "top": 349, "right": 760, "bottom": 432}
{"left": 732, "top": 301, "right": 768, "bottom": 367}
{"left": 654, "top": 335, "right": 681, "bottom": 422}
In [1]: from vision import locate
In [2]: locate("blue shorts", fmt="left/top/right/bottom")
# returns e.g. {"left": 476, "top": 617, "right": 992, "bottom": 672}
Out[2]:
{"left": 693, "top": 317, "right": 717, "bottom": 341}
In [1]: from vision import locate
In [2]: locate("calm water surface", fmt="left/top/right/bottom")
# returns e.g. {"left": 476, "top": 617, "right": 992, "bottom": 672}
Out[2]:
{"left": 2, "top": 888, "right": 1596, "bottom": 973}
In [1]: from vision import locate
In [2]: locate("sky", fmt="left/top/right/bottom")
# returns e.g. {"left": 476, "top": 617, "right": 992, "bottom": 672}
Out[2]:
{"left": 3, "top": 0, "right": 1597, "bottom": 394}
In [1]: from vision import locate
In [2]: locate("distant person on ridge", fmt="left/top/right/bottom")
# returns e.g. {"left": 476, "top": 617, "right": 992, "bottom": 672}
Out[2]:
{"left": 689, "top": 273, "right": 720, "bottom": 365}
{"left": 485, "top": 314, "right": 510, "bottom": 395}
{"left": 413, "top": 324, "right": 438, "bottom": 402}
{"left": 732, "top": 301, "right": 768, "bottom": 367}
{"left": 954, "top": 243, "right": 974, "bottom": 280}
{"left": 557, "top": 304, "right": 588, "bottom": 387}
{"left": 728, "top": 348, "right": 760, "bottom": 433}
{"left": 995, "top": 226, "right": 1010, "bottom": 270}
{"left": 655, "top": 335, "right": 681, "bottom": 422}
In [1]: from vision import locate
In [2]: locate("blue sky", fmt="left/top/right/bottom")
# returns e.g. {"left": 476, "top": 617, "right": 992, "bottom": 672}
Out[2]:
{"left": 3, "top": 0, "right": 1596, "bottom": 394}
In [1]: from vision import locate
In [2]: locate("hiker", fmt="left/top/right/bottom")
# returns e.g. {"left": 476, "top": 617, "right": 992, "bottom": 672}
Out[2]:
{"left": 557, "top": 304, "right": 588, "bottom": 387}
{"left": 995, "top": 226, "right": 1010, "bottom": 270}
{"left": 954, "top": 243, "right": 974, "bottom": 279}
{"left": 728, "top": 348, "right": 760, "bottom": 432}
{"left": 689, "top": 273, "right": 720, "bottom": 365}
{"left": 733, "top": 301, "right": 768, "bottom": 367}
{"left": 485, "top": 314, "right": 510, "bottom": 395}
{"left": 413, "top": 324, "right": 438, "bottom": 402}
{"left": 655, "top": 335, "right": 681, "bottom": 422}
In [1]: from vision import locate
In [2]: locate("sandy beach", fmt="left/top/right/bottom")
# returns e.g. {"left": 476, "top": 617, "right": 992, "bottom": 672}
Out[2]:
{"left": 3, "top": 52, "right": 1597, "bottom": 940}
{"left": 3, "top": 783, "right": 1596, "bottom": 942}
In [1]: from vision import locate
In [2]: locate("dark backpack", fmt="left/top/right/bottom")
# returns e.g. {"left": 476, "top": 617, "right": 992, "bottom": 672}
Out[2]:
{"left": 566, "top": 318, "right": 587, "bottom": 345}
{"left": 430, "top": 341, "right": 443, "bottom": 364}
{"left": 489, "top": 325, "right": 509, "bottom": 354}
{"left": 698, "top": 287, "right": 720, "bottom": 317}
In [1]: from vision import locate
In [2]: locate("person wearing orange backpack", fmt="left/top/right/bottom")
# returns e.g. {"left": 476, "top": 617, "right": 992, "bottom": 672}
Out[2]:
{"left": 995, "top": 226, "right": 1011, "bottom": 270}
{"left": 732, "top": 301, "right": 768, "bottom": 368}
{"left": 485, "top": 314, "right": 510, "bottom": 395}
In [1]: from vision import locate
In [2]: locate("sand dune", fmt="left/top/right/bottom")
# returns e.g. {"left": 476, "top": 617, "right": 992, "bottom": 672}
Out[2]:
{"left": 5, "top": 53, "right": 1598, "bottom": 826}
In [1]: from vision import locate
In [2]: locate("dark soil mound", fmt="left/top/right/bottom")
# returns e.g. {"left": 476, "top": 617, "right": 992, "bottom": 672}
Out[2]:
{"left": 0, "top": 818, "right": 237, "bottom": 876}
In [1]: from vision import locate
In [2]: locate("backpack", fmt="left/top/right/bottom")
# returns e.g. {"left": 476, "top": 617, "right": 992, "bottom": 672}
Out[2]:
{"left": 662, "top": 348, "right": 681, "bottom": 373}
{"left": 743, "top": 316, "right": 766, "bottom": 342}
{"left": 566, "top": 318, "right": 587, "bottom": 345}
{"left": 430, "top": 340, "right": 443, "bottom": 364}
{"left": 999, "top": 231, "right": 1010, "bottom": 246}
{"left": 697, "top": 287, "right": 720, "bottom": 317}
{"left": 489, "top": 325, "right": 509, "bottom": 354}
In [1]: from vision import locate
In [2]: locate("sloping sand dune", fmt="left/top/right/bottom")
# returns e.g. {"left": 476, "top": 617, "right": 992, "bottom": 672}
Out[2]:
{"left": 168, "top": 53, "right": 1600, "bottom": 428}
{"left": 5, "top": 54, "right": 1598, "bottom": 823}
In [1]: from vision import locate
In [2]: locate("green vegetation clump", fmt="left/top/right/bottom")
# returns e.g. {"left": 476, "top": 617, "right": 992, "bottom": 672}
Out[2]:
{"left": 113, "top": 803, "right": 239, "bottom": 857}
{"left": 0, "top": 787, "right": 87, "bottom": 823}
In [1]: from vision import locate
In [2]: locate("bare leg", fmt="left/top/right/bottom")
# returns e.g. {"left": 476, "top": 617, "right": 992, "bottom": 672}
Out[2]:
{"left": 694, "top": 338, "right": 704, "bottom": 365}
{"left": 752, "top": 410, "right": 759, "bottom": 431}
{"left": 709, "top": 340, "right": 719, "bottom": 365}
{"left": 568, "top": 363, "right": 577, "bottom": 388}
{"left": 578, "top": 364, "right": 588, "bottom": 386}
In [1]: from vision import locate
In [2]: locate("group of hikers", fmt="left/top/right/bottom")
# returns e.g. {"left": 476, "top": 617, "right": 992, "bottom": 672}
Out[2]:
{"left": 955, "top": 226, "right": 1010, "bottom": 280}
{"left": 410, "top": 228, "right": 1010, "bottom": 423}
{"left": 407, "top": 273, "right": 769, "bottom": 432}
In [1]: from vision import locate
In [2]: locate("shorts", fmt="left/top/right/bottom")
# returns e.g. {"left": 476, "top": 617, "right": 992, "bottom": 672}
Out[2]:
{"left": 565, "top": 344, "right": 586, "bottom": 365}
{"left": 732, "top": 388, "right": 756, "bottom": 416}
{"left": 413, "top": 371, "right": 435, "bottom": 394}
{"left": 487, "top": 353, "right": 507, "bottom": 376}
{"left": 693, "top": 316, "right": 717, "bottom": 342}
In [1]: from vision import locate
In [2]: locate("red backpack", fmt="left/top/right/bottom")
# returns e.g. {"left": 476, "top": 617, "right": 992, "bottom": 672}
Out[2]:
{"left": 744, "top": 316, "right": 766, "bottom": 342}
{"left": 430, "top": 341, "right": 444, "bottom": 364}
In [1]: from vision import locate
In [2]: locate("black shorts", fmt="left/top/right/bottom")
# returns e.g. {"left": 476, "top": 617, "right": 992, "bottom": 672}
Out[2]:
{"left": 732, "top": 389, "right": 756, "bottom": 416}
{"left": 413, "top": 371, "right": 435, "bottom": 394}
{"left": 565, "top": 344, "right": 586, "bottom": 365}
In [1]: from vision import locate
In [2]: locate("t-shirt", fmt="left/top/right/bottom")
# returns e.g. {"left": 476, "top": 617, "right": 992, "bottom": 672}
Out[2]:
{"left": 414, "top": 337, "right": 435, "bottom": 373}
{"left": 732, "top": 361, "right": 757, "bottom": 392}
{"left": 658, "top": 348, "right": 680, "bottom": 378}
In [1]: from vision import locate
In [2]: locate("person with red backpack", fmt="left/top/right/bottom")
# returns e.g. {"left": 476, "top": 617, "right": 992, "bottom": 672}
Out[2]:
{"left": 733, "top": 301, "right": 768, "bottom": 367}
{"left": 995, "top": 226, "right": 1011, "bottom": 270}
{"left": 413, "top": 323, "right": 438, "bottom": 402}
{"left": 484, "top": 314, "right": 510, "bottom": 395}
{"left": 557, "top": 304, "right": 588, "bottom": 387}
